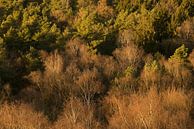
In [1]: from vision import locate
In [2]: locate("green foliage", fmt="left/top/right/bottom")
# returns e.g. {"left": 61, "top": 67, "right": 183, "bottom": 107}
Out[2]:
{"left": 170, "top": 0, "right": 191, "bottom": 30}
{"left": 74, "top": 8, "right": 102, "bottom": 37}
{"left": 112, "top": 0, "right": 141, "bottom": 13}
{"left": 124, "top": 66, "right": 134, "bottom": 77}
{"left": 50, "top": 0, "right": 73, "bottom": 21}
{"left": 114, "top": 10, "right": 132, "bottom": 30}
{"left": 151, "top": 4, "right": 172, "bottom": 40}
{"left": 0, "top": 37, "right": 5, "bottom": 60}
{"left": 144, "top": 60, "right": 160, "bottom": 72}
{"left": 114, "top": 7, "right": 155, "bottom": 48}
{"left": 22, "top": 47, "right": 42, "bottom": 71}
{"left": 169, "top": 44, "right": 188, "bottom": 62}
{"left": 0, "top": 37, "right": 6, "bottom": 68}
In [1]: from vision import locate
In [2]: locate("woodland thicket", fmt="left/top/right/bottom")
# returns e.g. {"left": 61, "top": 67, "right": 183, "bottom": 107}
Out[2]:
{"left": 0, "top": 0, "right": 194, "bottom": 129}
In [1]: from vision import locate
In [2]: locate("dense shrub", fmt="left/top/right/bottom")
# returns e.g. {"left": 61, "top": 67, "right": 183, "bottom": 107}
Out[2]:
{"left": 0, "top": 103, "right": 49, "bottom": 129}
{"left": 53, "top": 98, "right": 101, "bottom": 129}
{"left": 0, "top": 0, "right": 193, "bottom": 128}
{"left": 141, "top": 59, "right": 163, "bottom": 90}
{"left": 165, "top": 45, "right": 193, "bottom": 88}
{"left": 105, "top": 88, "right": 192, "bottom": 129}
{"left": 176, "top": 17, "right": 194, "bottom": 40}
{"left": 113, "top": 43, "right": 144, "bottom": 73}
{"left": 189, "top": 49, "right": 194, "bottom": 67}
{"left": 28, "top": 51, "right": 67, "bottom": 120}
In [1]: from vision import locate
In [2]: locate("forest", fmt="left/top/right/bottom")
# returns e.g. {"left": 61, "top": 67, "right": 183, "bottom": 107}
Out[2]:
{"left": 0, "top": 0, "right": 194, "bottom": 129}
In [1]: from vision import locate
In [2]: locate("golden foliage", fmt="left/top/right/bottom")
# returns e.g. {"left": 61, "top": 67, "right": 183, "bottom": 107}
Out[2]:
{"left": 0, "top": 103, "right": 49, "bottom": 129}
{"left": 106, "top": 88, "right": 192, "bottom": 129}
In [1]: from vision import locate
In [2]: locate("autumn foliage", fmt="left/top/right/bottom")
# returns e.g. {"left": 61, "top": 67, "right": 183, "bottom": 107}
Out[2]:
{"left": 0, "top": 0, "right": 193, "bottom": 129}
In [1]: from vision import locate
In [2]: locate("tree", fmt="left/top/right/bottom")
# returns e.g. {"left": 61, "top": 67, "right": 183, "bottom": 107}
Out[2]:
{"left": 169, "top": 44, "right": 188, "bottom": 62}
